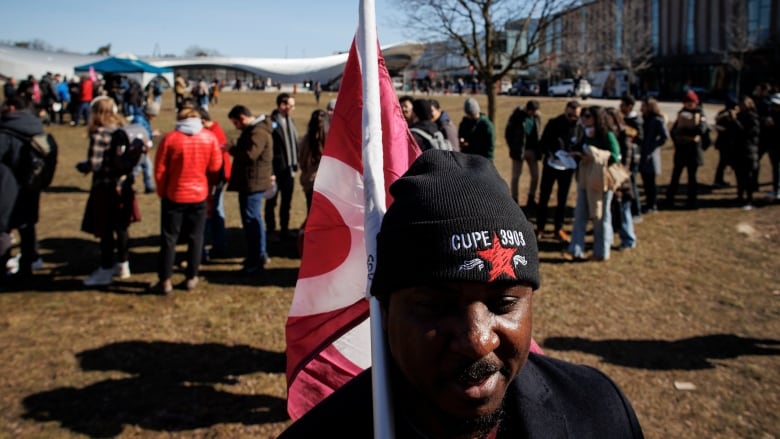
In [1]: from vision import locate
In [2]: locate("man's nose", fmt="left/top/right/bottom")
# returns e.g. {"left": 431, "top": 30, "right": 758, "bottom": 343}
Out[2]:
{"left": 451, "top": 304, "right": 499, "bottom": 359}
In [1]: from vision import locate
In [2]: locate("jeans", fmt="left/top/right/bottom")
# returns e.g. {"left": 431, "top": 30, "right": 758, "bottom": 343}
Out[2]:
{"left": 630, "top": 165, "right": 642, "bottom": 218}
{"left": 204, "top": 184, "right": 227, "bottom": 256}
{"left": 569, "top": 188, "right": 613, "bottom": 259}
{"left": 510, "top": 150, "right": 540, "bottom": 205}
{"left": 159, "top": 198, "right": 207, "bottom": 280}
{"left": 614, "top": 198, "right": 636, "bottom": 248}
{"left": 76, "top": 102, "right": 91, "bottom": 126}
{"left": 239, "top": 191, "right": 267, "bottom": 269}
{"left": 133, "top": 153, "right": 155, "bottom": 191}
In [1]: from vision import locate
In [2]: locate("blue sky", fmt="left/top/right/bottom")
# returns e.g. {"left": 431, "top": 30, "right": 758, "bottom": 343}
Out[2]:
{"left": 2, "top": 0, "right": 408, "bottom": 58}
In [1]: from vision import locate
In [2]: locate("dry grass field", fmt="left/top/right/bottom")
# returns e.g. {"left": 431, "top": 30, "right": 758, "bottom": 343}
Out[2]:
{"left": 0, "top": 89, "right": 778, "bottom": 438}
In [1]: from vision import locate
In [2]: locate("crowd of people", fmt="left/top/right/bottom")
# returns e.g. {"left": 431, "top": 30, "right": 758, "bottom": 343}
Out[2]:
{"left": 0, "top": 71, "right": 323, "bottom": 291}
{"left": 3, "top": 68, "right": 780, "bottom": 435}
{"left": 2, "top": 74, "right": 779, "bottom": 291}
{"left": 399, "top": 87, "right": 780, "bottom": 262}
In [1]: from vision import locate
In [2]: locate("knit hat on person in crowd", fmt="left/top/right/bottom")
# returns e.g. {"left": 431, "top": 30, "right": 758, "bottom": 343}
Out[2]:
{"left": 144, "top": 102, "right": 161, "bottom": 117}
{"left": 464, "top": 98, "right": 481, "bottom": 116}
{"left": 683, "top": 90, "right": 699, "bottom": 104}
{"left": 326, "top": 98, "right": 337, "bottom": 112}
{"left": 370, "top": 150, "right": 540, "bottom": 299}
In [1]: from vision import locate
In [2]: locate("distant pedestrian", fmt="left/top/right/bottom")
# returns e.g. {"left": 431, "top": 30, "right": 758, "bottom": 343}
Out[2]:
{"left": 150, "top": 107, "right": 222, "bottom": 294}
{"left": 458, "top": 98, "right": 495, "bottom": 160}
{"left": 227, "top": 105, "right": 275, "bottom": 275}
{"left": 665, "top": 90, "right": 710, "bottom": 209}
{"left": 267, "top": 93, "right": 299, "bottom": 241}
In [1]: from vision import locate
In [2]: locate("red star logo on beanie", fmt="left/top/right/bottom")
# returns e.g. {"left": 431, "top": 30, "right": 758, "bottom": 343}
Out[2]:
{"left": 476, "top": 233, "right": 518, "bottom": 282}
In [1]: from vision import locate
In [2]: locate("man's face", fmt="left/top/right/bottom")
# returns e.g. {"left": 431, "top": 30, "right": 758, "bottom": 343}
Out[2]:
{"left": 431, "top": 105, "right": 441, "bottom": 122}
{"left": 229, "top": 116, "right": 245, "bottom": 130}
{"left": 565, "top": 106, "right": 581, "bottom": 122}
{"left": 383, "top": 281, "right": 533, "bottom": 435}
{"left": 280, "top": 97, "right": 296, "bottom": 117}
{"left": 401, "top": 100, "right": 415, "bottom": 124}
{"left": 683, "top": 100, "right": 697, "bottom": 110}
{"left": 620, "top": 102, "right": 633, "bottom": 115}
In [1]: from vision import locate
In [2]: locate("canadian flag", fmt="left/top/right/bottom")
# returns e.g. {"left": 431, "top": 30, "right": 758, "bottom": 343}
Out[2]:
{"left": 284, "top": 36, "right": 420, "bottom": 420}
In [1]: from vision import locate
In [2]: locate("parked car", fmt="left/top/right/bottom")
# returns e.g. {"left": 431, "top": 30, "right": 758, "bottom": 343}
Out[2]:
{"left": 508, "top": 79, "right": 540, "bottom": 96}
{"left": 548, "top": 78, "right": 592, "bottom": 98}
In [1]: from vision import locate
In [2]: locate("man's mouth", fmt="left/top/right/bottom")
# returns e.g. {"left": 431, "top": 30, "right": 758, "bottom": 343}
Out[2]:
{"left": 454, "top": 361, "right": 505, "bottom": 400}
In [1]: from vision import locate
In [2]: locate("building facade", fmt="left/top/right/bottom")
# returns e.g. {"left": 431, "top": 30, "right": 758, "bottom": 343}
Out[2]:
{"left": 539, "top": 0, "right": 780, "bottom": 99}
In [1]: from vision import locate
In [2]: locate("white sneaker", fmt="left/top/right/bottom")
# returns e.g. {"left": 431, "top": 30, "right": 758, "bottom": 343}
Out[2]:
{"left": 84, "top": 267, "right": 114, "bottom": 286}
{"left": 6, "top": 254, "right": 20, "bottom": 275}
{"left": 114, "top": 261, "right": 131, "bottom": 279}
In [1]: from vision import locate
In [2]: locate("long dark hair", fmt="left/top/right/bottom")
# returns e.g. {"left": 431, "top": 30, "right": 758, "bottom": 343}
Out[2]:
{"left": 303, "top": 109, "right": 329, "bottom": 164}
{"left": 641, "top": 97, "right": 662, "bottom": 118}
{"left": 605, "top": 107, "right": 624, "bottom": 135}
{"left": 583, "top": 106, "right": 610, "bottom": 144}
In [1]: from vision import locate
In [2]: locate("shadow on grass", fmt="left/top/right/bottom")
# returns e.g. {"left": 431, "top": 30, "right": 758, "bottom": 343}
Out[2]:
{"left": 199, "top": 267, "right": 299, "bottom": 288}
{"left": 43, "top": 185, "right": 89, "bottom": 193}
{"left": 22, "top": 341, "right": 289, "bottom": 437}
{"left": 542, "top": 334, "right": 780, "bottom": 370}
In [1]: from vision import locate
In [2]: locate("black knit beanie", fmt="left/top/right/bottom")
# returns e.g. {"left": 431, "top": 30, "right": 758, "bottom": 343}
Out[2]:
{"left": 371, "top": 150, "right": 540, "bottom": 298}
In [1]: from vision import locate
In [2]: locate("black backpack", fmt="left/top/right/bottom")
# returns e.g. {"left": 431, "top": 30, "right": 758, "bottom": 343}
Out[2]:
{"left": 0, "top": 129, "right": 58, "bottom": 191}
{"left": 104, "top": 124, "right": 149, "bottom": 177}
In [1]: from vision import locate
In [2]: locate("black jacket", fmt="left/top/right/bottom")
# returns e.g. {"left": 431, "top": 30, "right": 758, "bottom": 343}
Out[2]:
{"left": 279, "top": 353, "right": 644, "bottom": 438}
{"left": 540, "top": 114, "right": 582, "bottom": 162}
{"left": 0, "top": 110, "right": 45, "bottom": 228}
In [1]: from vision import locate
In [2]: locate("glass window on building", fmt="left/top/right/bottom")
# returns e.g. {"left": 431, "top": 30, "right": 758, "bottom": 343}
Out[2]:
{"left": 685, "top": 0, "right": 695, "bottom": 54}
{"left": 616, "top": 0, "right": 623, "bottom": 59}
{"left": 651, "top": 0, "right": 660, "bottom": 54}
{"left": 747, "top": 0, "right": 772, "bottom": 44}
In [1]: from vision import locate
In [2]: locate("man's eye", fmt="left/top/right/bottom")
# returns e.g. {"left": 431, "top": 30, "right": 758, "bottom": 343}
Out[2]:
{"left": 488, "top": 297, "right": 520, "bottom": 314}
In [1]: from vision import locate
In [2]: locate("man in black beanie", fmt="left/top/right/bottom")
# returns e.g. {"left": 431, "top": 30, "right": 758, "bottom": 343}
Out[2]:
{"left": 279, "top": 150, "right": 643, "bottom": 439}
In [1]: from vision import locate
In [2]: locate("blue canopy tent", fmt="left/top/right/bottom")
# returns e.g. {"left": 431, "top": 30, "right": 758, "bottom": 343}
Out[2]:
{"left": 74, "top": 56, "right": 174, "bottom": 89}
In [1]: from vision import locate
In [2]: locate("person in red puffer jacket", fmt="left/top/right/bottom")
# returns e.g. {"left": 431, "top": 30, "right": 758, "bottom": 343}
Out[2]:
{"left": 151, "top": 107, "right": 222, "bottom": 294}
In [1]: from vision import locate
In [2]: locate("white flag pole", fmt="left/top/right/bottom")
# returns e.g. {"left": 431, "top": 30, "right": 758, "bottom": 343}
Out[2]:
{"left": 358, "top": 0, "right": 395, "bottom": 438}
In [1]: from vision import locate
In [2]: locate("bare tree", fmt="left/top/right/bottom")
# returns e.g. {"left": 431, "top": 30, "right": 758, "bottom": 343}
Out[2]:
{"left": 555, "top": 0, "right": 652, "bottom": 95}
{"left": 184, "top": 45, "right": 221, "bottom": 57}
{"left": 9, "top": 39, "right": 54, "bottom": 51}
{"left": 95, "top": 44, "right": 111, "bottom": 56}
{"left": 392, "top": 0, "right": 573, "bottom": 122}
{"left": 614, "top": 0, "right": 654, "bottom": 95}
{"left": 557, "top": 4, "right": 607, "bottom": 79}
{"left": 723, "top": 0, "right": 753, "bottom": 98}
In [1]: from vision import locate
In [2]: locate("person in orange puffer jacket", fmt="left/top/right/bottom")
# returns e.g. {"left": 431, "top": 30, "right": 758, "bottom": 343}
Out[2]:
{"left": 151, "top": 107, "right": 222, "bottom": 294}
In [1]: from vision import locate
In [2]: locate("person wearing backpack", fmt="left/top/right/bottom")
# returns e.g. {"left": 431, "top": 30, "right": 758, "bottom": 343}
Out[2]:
{"left": 0, "top": 96, "right": 49, "bottom": 282}
{"left": 409, "top": 99, "right": 451, "bottom": 152}
{"left": 77, "top": 97, "right": 140, "bottom": 287}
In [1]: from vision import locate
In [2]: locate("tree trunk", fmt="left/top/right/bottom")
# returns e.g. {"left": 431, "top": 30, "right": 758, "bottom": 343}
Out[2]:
{"left": 485, "top": 77, "right": 497, "bottom": 124}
